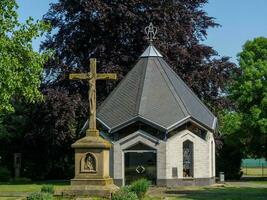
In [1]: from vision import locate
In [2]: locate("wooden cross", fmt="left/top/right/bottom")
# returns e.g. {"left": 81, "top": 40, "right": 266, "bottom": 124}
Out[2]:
{"left": 69, "top": 58, "right": 117, "bottom": 137}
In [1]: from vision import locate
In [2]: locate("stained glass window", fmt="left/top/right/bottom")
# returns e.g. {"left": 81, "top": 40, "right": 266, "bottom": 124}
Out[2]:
{"left": 183, "top": 140, "right": 193, "bottom": 177}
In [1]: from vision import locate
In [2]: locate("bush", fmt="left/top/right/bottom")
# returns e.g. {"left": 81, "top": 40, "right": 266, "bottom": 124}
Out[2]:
{"left": 41, "top": 185, "right": 54, "bottom": 194}
{"left": 112, "top": 186, "right": 138, "bottom": 200}
{"left": 216, "top": 139, "right": 243, "bottom": 180}
{"left": 129, "top": 179, "right": 151, "bottom": 199}
{"left": 27, "top": 192, "right": 53, "bottom": 200}
{"left": 0, "top": 166, "right": 11, "bottom": 182}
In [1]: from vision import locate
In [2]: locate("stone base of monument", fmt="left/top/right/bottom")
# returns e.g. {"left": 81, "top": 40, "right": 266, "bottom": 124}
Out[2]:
{"left": 71, "top": 177, "right": 114, "bottom": 185}
{"left": 54, "top": 184, "right": 119, "bottom": 199}
{"left": 55, "top": 129, "right": 119, "bottom": 198}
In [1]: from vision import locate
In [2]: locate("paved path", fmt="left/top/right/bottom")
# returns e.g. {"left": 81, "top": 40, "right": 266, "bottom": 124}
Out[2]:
{"left": 226, "top": 181, "right": 267, "bottom": 188}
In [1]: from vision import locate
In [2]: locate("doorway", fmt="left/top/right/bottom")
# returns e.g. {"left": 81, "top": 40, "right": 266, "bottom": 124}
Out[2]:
{"left": 124, "top": 143, "right": 157, "bottom": 185}
{"left": 124, "top": 149, "right": 157, "bottom": 185}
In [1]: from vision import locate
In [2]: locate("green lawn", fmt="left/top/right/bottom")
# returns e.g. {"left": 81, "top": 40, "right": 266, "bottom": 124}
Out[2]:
{"left": 0, "top": 181, "right": 267, "bottom": 200}
{"left": 147, "top": 183, "right": 267, "bottom": 200}
{"left": 0, "top": 181, "right": 69, "bottom": 193}
{"left": 162, "top": 187, "right": 267, "bottom": 200}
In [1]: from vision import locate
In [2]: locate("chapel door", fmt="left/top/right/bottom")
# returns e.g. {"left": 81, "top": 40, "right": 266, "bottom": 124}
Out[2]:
{"left": 124, "top": 151, "right": 156, "bottom": 185}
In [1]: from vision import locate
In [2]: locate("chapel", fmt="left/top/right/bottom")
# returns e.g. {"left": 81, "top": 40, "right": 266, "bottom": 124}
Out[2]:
{"left": 93, "top": 25, "right": 217, "bottom": 187}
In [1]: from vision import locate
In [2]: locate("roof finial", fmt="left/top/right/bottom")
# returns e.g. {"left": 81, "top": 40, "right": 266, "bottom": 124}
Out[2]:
{"left": 145, "top": 22, "right": 157, "bottom": 44}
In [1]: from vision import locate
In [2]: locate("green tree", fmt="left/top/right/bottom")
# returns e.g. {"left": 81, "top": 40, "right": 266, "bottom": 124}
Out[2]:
{"left": 222, "top": 37, "right": 267, "bottom": 159}
{"left": 42, "top": 0, "right": 236, "bottom": 110}
{"left": 0, "top": 0, "right": 50, "bottom": 113}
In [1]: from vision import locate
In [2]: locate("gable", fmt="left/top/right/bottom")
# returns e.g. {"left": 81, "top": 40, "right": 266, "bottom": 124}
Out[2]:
{"left": 167, "top": 122, "right": 209, "bottom": 142}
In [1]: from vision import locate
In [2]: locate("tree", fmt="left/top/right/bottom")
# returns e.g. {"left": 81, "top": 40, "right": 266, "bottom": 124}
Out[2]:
{"left": 4, "top": 0, "right": 236, "bottom": 179}
{"left": 222, "top": 37, "right": 267, "bottom": 159}
{"left": 0, "top": 88, "right": 86, "bottom": 179}
{"left": 0, "top": 0, "right": 50, "bottom": 113}
{"left": 42, "top": 0, "right": 236, "bottom": 111}
{"left": 40, "top": 1, "right": 238, "bottom": 178}
{"left": 21, "top": 88, "right": 86, "bottom": 179}
{"left": 0, "top": 0, "right": 52, "bottom": 178}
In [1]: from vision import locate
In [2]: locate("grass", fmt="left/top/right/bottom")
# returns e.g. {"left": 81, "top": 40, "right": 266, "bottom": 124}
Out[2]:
{"left": 0, "top": 181, "right": 267, "bottom": 200}
{"left": 0, "top": 181, "right": 69, "bottom": 193}
{"left": 163, "top": 187, "right": 267, "bottom": 200}
{"left": 147, "top": 183, "right": 267, "bottom": 200}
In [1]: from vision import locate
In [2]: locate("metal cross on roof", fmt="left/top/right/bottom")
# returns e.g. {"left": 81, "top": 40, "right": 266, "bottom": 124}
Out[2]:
{"left": 145, "top": 22, "right": 157, "bottom": 43}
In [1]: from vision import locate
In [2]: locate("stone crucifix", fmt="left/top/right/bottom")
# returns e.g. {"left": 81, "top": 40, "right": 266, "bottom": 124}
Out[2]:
{"left": 69, "top": 58, "right": 117, "bottom": 137}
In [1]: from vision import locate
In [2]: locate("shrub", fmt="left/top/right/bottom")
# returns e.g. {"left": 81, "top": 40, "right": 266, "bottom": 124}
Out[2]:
{"left": 129, "top": 179, "right": 151, "bottom": 199}
{"left": 41, "top": 185, "right": 54, "bottom": 194}
{"left": 27, "top": 192, "right": 53, "bottom": 200}
{"left": 216, "top": 140, "right": 243, "bottom": 180}
{"left": 0, "top": 166, "right": 11, "bottom": 182}
{"left": 112, "top": 186, "right": 138, "bottom": 200}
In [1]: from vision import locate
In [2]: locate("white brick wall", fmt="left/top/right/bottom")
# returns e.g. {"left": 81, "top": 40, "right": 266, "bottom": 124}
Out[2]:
{"left": 166, "top": 130, "right": 215, "bottom": 179}
{"left": 111, "top": 129, "right": 215, "bottom": 185}
{"left": 112, "top": 130, "right": 166, "bottom": 184}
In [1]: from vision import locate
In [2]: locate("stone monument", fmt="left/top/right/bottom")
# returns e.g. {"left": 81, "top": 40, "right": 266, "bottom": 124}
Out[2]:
{"left": 14, "top": 153, "right": 21, "bottom": 178}
{"left": 56, "top": 58, "right": 118, "bottom": 198}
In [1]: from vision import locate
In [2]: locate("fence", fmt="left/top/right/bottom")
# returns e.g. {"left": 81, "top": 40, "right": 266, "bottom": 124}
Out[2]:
{"left": 241, "top": 159, "right": 267, "bottom": 177}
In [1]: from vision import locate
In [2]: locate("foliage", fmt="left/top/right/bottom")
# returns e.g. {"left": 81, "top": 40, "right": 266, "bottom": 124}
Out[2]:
{"left": 0, "top": 166, "right": 11, "bottom": 182}
{"left": 0, "top": 0, "right": 51, "bottom": 113}
{"left": 222, "top": 37, "right": 267, "bottom": 159}
{"left": 27, "top": 192, "right": 53, "bottom": 200}
{"left": 0, "top": 89, "right": 85, "bottom": 180}
{"left": 112, "top": 186, "right": 138, "bottom": 200}
{"left": 129, "top": 179, "right": 151, "bottom": 199}
{"left": 40, "top": 185, "right": 54, "bottom": 194}
{"left": 216, "top": 138, "right": 243, "bottom": 180}
{"left": 20, "top": 88, "right": 85, "bottom": 180}
{"left": 112, "top": 179, "right": 150, "bottom": 200}
{"left": 1, "top": 0, "right": 238, "bottom": 180}
{"left": 42, "top": 0, "right": 236, "bottom": 111}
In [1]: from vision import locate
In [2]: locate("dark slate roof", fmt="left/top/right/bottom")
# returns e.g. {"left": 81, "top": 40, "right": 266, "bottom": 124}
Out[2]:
{"left": 97, "top": 44, "right": 217, "bottom": 133}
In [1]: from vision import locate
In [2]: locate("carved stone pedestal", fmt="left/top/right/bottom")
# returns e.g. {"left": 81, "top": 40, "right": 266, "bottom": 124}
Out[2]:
{"left": 56, "top": 129, "right": 118, "bottom": 198}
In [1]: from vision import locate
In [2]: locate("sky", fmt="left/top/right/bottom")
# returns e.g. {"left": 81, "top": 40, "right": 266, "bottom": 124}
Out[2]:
{"left": 203, "top": 0, "right": 267, "bottom": 63}
{"left": 17, "top": 0, "right": 267, "bottom": 64}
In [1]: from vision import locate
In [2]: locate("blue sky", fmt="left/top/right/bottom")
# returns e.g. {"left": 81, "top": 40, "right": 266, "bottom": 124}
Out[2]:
{"left": 203, "top": 0, "right": 267, "bottom": 63}
{"left": 17, "top": 0, "right": 267, "bottom": 63}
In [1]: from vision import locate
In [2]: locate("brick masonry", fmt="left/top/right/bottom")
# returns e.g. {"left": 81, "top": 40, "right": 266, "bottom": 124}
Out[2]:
{"left": 109, "top": 129, "right": 215, "bottom": 186}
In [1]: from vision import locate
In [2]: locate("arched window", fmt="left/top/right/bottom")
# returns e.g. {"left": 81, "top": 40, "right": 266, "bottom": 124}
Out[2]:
{"left": 183, "top": 140, "right": 193, "bottom": 177}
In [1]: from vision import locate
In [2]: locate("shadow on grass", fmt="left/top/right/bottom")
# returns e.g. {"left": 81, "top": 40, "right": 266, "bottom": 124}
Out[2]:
{"left": 165, "top": 187, "right": 267, "bottom": 200}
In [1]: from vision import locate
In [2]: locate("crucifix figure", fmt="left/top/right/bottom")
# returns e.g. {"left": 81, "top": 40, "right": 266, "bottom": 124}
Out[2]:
{"left": 69, "top": 58, "right": 117, "bottom": 137}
